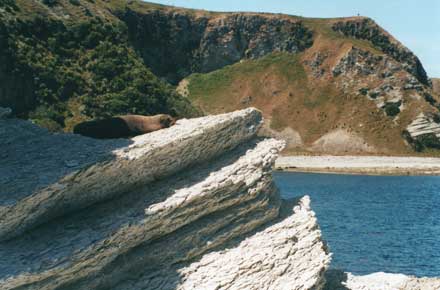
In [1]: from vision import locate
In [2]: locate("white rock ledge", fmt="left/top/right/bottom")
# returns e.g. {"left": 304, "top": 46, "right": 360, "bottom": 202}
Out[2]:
{"left": 324, "top": 271, "right": 440, "bottom": 290}
{"left": 0, "top": 108, "right": 332, "bottom": 290}
{"left": 0, "top": 108, "right": 262, "bottom": 240}
{"left": 174, "top": 196, "right": 330, "bottom": 290}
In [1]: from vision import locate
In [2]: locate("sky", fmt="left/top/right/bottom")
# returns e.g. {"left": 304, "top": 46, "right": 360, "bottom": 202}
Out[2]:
{"left": 146, "top": 0, "right": 440, "bottom": 78}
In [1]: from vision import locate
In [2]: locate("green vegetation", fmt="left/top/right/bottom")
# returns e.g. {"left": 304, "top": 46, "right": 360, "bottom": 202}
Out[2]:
{"left": 0, "top": 0, "right": 198, "bottom": 131}
{"left": 0, "top": 0, "right": 19, "bottom": 12}
{"left": 187, "top": 52, "right": 306, "bottom": 107}
{"left": 415, "top": 134, "right": 440, "bottom": 151}
{"left": 383, "top": 102, "right": 401, "bottom": 117}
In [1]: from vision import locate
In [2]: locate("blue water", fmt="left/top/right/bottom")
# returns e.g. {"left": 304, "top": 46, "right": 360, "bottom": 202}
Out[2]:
{"left": 274, "top": 172, "right": 440, "bottom": 277}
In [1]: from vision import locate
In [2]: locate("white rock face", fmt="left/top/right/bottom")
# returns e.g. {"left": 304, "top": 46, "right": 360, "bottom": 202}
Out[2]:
{"left": 0, "top": 109, "right": 331, "bottom": 290}
{"left": 406, "top": 112, "right": 440, "bottom": 139}
{"left": 175, "top": 196, "right": 330, "bottom": 290}
{"left": 325, "top": 271, "right": 440, "bottom": 290}
{"left": 0, "top": 108, "right": 262, "bottom": 240}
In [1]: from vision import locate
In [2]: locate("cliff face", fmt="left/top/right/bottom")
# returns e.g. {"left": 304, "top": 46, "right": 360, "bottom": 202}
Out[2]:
{"left": 332, "top": 18, "right": 429, "bottom": 86}
{"left": 120, "top": 10, "right": 313, "bottom": 84}
{"left": 0, "top": 108, "right": 331, "bottom": 290}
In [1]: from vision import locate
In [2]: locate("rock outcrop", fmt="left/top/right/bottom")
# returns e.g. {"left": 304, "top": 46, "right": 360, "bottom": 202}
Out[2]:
{"left": 0, "top": 108, "right": 331, "bottom": 290}
{"left": 0, "top": 108, "right": 262, "bottom": 240}
{"left": 331, "top": 46, "right": 429, "bottom": 117}
{"left": 120, "top": 10, "right": 313, "bottom": 84}
{"left": 332, "top": 18, "right": 429, "bottom": 86}
{"left": 405, "top": 112, "right": 440, "bottom": 151}
{"left": 324, "top": 270, "right": 440, "bottom": 290}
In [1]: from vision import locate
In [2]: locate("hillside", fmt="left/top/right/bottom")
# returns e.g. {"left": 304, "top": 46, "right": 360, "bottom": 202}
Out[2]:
{"left": 1, "top": 0, "right": 439, "bottom": 155}
{"left": 167, "top": 11, "right": 439, "bottom": 155}
{"left": 0, "top": 0, "right": 199, "bottom": 131}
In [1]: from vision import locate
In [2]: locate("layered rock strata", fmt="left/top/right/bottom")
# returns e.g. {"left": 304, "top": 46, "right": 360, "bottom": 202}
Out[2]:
{"left": 0, "top": 108, "right": 261, "bottom": 240}
{"left": 405, "top": 112, "right": 440, "bottom": 150}
{"left": 115, "top": 196, "right": 330, "bottom": 290}
{"left": 0, "top": 108, "right": 331, "bottom": 290}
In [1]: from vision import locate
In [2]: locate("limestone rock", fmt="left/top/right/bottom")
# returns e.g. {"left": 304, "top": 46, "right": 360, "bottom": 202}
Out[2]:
{"left": 172, "top": 196, "right": 330, "bottom": 290}
{"left": 0, "top": 108, "right": 262, "bottom": 240}
{"left": 0, "top": 108, "right": 332, "bottom": 290}
{"left": 324, "top": 270, "right": 440, "bottom": 290}
{"left": 406, "top": 113, "right": 440, "bottom": 138}
{"left": 405, "top": 112, "right": 440, "bottom": 150}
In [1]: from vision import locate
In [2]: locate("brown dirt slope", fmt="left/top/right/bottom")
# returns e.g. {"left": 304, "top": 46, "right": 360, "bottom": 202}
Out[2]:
{"left": 433, "top": 78, "right": 440, "bottom": 94}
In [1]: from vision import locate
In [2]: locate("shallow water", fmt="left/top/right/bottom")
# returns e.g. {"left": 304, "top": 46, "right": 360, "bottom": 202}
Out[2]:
{"left": 274, "top": 172, "right": 440, "bottom": 277}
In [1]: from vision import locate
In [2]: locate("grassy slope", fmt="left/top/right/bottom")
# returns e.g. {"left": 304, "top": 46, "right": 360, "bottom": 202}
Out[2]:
{"left": 186, "top": 16, "right": 438, "bottom": 156}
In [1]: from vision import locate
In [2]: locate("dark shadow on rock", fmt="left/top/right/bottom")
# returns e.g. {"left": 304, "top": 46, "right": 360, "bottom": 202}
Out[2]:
{"left": 323, "top": 269, "right": 350, "bottom": 290}
{"left": 0, "top": 118, "right": 133, "bottom": 207}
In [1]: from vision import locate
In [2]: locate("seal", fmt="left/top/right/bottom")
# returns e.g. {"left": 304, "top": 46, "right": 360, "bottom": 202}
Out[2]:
{"left": 73, "top": 114, "right": 176, "bottom": 139}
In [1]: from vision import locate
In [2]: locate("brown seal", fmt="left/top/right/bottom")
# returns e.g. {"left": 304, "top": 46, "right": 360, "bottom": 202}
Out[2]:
{"left": 73, "top": 114, "right": 176, "bottom": 139}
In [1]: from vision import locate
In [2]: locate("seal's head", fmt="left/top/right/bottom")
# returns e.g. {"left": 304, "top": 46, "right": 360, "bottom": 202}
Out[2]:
{"left": 159, "top": 114, "right": 176, "bottom": 128}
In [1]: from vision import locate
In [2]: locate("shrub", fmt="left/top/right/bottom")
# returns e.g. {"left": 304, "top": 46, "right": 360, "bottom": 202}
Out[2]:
{"left": 0, "top": 15, "right": 197, "bottom": 131}
{"left": 424, "top": 92, "right": 436, "bottom": 105}
{"left": 359, "top": 87, "right": 369, "bottom": 96}
{"left": 416, "top": 133, "right": 440, "bottom": 150}
{"left": 43, "top": 0, "right": 58, "bottom": 7}
{"left": 383, "top": 102, "right": 400, "bottom": 117}
{"left": 69, "top": 0, "right": 80, "bottom": 5}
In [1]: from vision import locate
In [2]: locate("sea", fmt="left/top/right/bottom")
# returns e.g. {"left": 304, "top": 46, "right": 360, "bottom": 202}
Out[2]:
{"left": 274, "top": 172, "right": 440, "bottom": 277}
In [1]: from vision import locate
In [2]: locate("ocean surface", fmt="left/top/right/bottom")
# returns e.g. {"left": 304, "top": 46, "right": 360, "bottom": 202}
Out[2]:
{"left": 274, "top": 172, "right": 440, "bottom": 277}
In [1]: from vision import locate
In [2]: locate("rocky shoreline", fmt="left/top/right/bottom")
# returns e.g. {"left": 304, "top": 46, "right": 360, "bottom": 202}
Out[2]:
{"left": 1, "top": 108, "right": 439, "bottom": 289}
{"left": 1, "top": 108, "right": 331, "bottom": 289}
{"left": 276, "top": 155, "right": 440, "bottom": 175}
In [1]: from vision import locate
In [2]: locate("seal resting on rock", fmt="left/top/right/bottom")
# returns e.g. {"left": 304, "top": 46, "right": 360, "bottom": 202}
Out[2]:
{"left": 73, "top": 114, "right": 176, "bottom": 139}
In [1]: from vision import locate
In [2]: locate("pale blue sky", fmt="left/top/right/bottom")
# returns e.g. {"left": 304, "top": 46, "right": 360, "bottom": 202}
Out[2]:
{"left": 146, "top": 0, "right": 440, "bottom": 78}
